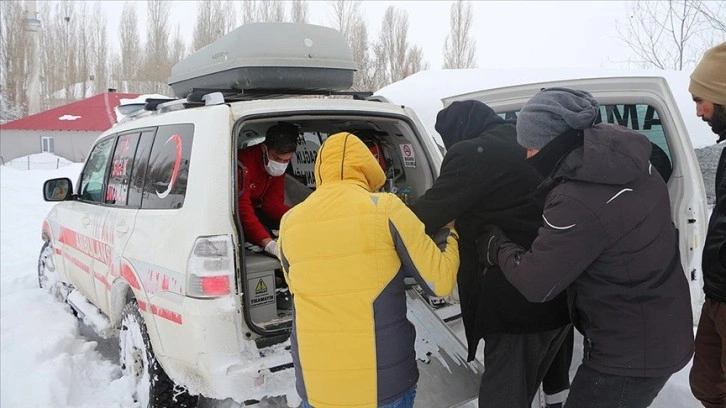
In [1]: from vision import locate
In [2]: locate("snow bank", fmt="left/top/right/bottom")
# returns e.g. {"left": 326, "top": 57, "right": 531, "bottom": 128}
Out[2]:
{"left": 376, "top": 68, "right": 715, "bottom": 149}
{"left": 4, "top": 153, "right": 76, "bottom": 171}
{"left": 0, "top": 164, "right": 136, "bottom": 408}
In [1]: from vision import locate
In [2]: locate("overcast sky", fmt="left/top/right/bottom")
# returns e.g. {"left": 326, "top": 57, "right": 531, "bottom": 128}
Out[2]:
{"left": 97, "top": 1, "right": 639, "bottom": 70}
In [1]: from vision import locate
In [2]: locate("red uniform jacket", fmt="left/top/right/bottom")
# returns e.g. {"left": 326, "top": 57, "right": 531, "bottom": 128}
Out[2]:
{"left": 238, "top": 144, "right": 290, "bottom": 245}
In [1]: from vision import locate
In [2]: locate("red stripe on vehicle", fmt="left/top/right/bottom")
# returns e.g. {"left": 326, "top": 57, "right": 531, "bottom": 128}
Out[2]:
{"left": 150, "top": 304, "right": 183, "bottom": 325}
{"left": 120, "top": 262, "right": 141, "bottom": 290}
{"left": 94, "top": 272, "right": 111, "bottom": 291}
{"left": 58, "top": 227, "right": 112, "bottom": 266}
{"left": 64, "top": 252, "right": 90, "bottom": 274}
{"left": 54, "top": 248, "right": 62, "bottom": 255}
{"left": 135, "top": 300, "right": 181, "bottom": 325}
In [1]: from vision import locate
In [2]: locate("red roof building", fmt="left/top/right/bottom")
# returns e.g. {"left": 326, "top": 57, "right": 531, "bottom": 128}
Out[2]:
{"left": 1, "top": 92, "right": 139, "bottom": 164}
{"left": 0, "top": 92, "right": 138, "bottom": 131}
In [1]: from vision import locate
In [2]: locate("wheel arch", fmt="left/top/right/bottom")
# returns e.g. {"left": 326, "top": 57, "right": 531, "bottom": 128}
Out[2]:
{"left": 41, "top": 220, "right": 53, "bottom": 242}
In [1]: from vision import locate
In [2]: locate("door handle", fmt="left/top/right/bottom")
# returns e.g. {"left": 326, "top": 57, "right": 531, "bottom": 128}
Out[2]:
{"left": 82, "top": 216, "right": 91, "bottom": 227}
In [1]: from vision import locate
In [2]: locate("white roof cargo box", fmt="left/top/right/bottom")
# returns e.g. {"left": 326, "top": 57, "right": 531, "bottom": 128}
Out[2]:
{"left": 168, "top": 23, "right": 357, "bottom": 98}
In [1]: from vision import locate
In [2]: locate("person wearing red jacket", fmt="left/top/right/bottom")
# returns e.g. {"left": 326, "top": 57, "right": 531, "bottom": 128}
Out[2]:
{"left": 238, "top": 123, "right": 299, "bottom": 256}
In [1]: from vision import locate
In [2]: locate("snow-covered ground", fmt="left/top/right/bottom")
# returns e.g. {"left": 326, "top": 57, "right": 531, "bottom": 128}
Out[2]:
{"left": 0, "top": 162, "right": 138, "bottom": 407}
{"left": 0, "top": 157, "right": 702, "bottom": 407}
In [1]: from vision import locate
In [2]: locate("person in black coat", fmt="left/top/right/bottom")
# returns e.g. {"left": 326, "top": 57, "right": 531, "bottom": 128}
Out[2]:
{"left": 479, "top": 88, "right": 694, "bottom": 408}
{"left": 410, "top": 100, "right": 571, "bottom": 408}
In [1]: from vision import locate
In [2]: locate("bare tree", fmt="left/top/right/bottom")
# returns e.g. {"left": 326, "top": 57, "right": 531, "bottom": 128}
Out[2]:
{"left": 169, "top": 25, "right": 187, "bottom": 69}
{"left": 696, "top": 1, "right": 726, "bottom": 32}
{"left": 443, "top": 0, "right": 477, "bottom": 69}
{"left": 89, "top": 2, "right": 109, "bottom": 93}
{"left": 0, "top": 0, "right": 31, "bottom": 113}
{"left": 243, "top": 0, "right": 285, "bottom": 23}
{"left": 0, "top": 86, "right": 24, "bottom": 123}
{"left": 108, "top": 51, "right": 124, "bottom": 92}
{"left": 330, "top": 0, "right": 359, "bottom": 37}
{"left": 140, "top": 0, "right": 172, "bottom": 94}
{"left": 48, "top": 0, "right": 81, "bottom": 103}
{"left": 375, "top": 6, "right": 428, "bottom": 86}
{"left": 329, "top": 1, "right": 375, "bottom": 90}
{"left": 290, "top": 0, "right": 309, "bottom": 23}
{"left": 617, "top": 0, "right": 726, "bottom": 70}
{"left": 75, "top": 1, "right": 91, "bottom": 98}
{"left": 404, "top": 45, "right": 429, "bottom": 78}
{"left": 193, "top": 0, "right": 237, "bottom": 52}
{"left": 119, "top": 2, "right": 141, "bottom": 84}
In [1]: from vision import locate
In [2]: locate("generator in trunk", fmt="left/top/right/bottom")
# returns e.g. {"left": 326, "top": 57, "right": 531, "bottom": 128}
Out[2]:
{"left": 168, "top": 22, "right": 357, "bottom": 98}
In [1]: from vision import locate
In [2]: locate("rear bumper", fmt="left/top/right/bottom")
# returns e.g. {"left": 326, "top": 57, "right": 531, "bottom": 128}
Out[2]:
{"left": 149, "top": 295, "right": 296, "bottom": 403}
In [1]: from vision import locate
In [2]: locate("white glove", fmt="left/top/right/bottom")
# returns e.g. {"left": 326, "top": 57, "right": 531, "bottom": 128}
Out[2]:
{"left": 264, "top": 240, "right": 279, "bottom": 257}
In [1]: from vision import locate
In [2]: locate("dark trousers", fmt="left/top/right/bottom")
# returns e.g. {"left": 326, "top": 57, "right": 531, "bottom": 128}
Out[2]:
{"left": 565, "top": 364, "right": 670, "bottom": 408}
{"left": 478, "top": 324, "right": 571, "bottom": 408}
{"left": 543, "top": 326, "right": 575, "bottom": 405}
{"left": 690, "top": 298, "right": 726, "bottom": 408}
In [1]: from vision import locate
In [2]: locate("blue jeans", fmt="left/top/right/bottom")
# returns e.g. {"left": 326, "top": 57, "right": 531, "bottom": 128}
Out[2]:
{"left": 565, "top": 364, "right": 670, "bottom": 408}
{"left": 301, "top": 385, "right": 417, "bottom": 408}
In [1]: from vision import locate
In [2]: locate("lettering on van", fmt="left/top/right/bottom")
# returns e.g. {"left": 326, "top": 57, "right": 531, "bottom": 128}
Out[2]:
{"left": 58, "top": 226, "right": 112, "bottom": 265}
{"left": 502, "top": 104, "right": 663, "bottom": 131}
{"left": 291, "top": 133, "right": 322, "bottom": 187}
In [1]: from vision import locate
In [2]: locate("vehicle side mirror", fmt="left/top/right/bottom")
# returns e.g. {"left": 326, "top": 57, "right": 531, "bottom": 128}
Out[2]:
{"left": 43, "top": 178, "right": 73, "bottom": 202}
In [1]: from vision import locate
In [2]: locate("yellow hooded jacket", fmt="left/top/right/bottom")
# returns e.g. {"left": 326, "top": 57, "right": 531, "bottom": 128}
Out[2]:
{"left": 278, "top": 133, "right": 459, "bottom": 407}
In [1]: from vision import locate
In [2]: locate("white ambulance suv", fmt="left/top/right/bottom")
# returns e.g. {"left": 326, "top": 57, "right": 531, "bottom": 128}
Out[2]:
{"left": 38, "top": 22, "right": 708, "bottom": 408}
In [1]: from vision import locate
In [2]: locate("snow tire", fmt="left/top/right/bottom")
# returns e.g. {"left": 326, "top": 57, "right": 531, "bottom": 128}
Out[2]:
{"left": 119, "top": 300, "right": 198, "bottom": 408}
{"left": 38, "top": 240, "right": 70, "bottom": 302}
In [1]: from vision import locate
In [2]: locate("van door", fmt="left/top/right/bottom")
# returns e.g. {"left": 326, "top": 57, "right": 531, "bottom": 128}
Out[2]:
{"left": 443, "top": 76, "right": 709, "bottom": 319}
{"left": 93, "top": 130, "right": 150, "bottom": 315}
{"left": 59, "top": 136, "right": 116, "bottom": 303}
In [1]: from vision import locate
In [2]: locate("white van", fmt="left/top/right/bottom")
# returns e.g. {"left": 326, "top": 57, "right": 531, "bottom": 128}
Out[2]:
{"left": 38, "top": 23, "right": 482, "bottom": 408}
{"left": 38, "top": 23, "right": 707, "bottom": 408}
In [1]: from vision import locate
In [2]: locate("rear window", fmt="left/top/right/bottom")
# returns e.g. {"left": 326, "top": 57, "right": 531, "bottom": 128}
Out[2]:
{"left": 141, "top": 124, "right": 194, "bottom": 209}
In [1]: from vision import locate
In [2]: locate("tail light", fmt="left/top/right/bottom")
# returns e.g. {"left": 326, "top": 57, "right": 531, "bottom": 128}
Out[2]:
{"left": 187, "top": 235, "right": 235, "bottom": 298}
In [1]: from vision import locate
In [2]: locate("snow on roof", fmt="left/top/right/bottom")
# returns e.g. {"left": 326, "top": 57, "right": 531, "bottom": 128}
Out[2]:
{"left": 375, "top": 68, "right": 715, "bottom": 149}
{"left": 114, "top": 94, "right": 172, "bottom": 123}
{"left": 119, "top": 94, "right": 170, "bottom": 105}
{"left": 0, "top": 92, "right": 139, "bottom": 132}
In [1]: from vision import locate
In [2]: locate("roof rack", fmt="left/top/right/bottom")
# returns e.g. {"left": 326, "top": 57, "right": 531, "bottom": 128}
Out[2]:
{"left": 185, "top": 88, "right": 374, "bottom": 103}
{"left": 131, "top": 89, "right": 377, "bottom": 119}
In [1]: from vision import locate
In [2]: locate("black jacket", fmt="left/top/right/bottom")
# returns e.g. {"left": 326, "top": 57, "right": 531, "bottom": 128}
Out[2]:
{"left": 703, "top": 146, "right": 726, "bottom": 302}
{"left": 411, "top": 101, "right": 569, "bottom": 361}
{"left": 493, "top": 124, "right": 694, "bottom": 377}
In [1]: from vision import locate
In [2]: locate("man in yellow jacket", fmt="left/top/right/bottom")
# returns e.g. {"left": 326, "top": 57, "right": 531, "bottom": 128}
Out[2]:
{"left": 278, "top": 132, "right": 460, "bottom": 408}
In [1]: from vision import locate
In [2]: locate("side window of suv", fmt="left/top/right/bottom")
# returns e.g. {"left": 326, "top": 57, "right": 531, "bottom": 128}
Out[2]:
{"left": 127, "top": 129, "right": 156, "bottom": 208}
{"left": 79, "top": 137, "right": 114, "bottom": 203}
{"left": 105, "top": 132, "right": 141, "bottom": 206}
{"left": 141, "top": 124, "right": 194, "bottom": 209}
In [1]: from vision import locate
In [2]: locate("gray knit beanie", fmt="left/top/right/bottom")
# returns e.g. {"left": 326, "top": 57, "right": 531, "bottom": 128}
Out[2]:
{"left": 516, "top": 87, "right": 600, "bottom": 150}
